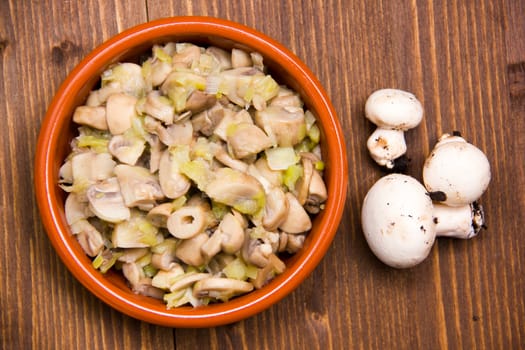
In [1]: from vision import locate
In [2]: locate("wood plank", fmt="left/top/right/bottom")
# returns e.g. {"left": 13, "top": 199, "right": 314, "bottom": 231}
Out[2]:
{"left": 0, "top": 1, "right": 174, "bottom": 349}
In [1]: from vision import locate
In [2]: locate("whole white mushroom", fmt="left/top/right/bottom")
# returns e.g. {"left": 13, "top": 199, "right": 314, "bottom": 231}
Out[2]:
{"left": 365, "top": 88, "right": 424, "bottom": 170}
{"left": 423, "top": 133, "right": 491, "bottom": 206}
{"left": 361, "top": 173, "right": 486, "bottom": 268}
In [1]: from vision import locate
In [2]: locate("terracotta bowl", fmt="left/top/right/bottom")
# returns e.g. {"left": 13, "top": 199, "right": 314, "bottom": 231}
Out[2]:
{"left": 34, "top": 16, "right": 348, "bottom": 327}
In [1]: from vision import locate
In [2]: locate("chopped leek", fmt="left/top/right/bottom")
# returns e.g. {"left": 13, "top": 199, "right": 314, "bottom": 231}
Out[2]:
{"left": 265, "top": 147, "right": 300, "bottom": 170}
{"left": 283, "top": 164, "right": 304, "bottom": 191}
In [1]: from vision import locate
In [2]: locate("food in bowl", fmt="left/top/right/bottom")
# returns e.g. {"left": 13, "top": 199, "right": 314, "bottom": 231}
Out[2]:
{"left": 58, "top": 41, "right": 328, "bottom": 307}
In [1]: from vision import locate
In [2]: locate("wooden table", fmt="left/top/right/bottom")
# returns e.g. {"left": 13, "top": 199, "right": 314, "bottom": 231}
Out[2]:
{"left": 2, "top": 1, "right": 524, "bottom": 349}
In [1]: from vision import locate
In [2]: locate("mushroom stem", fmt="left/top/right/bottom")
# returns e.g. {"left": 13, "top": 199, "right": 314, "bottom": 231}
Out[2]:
{"left": 366, "top": 128, "right": 407, "bottom": 170}
{"left": 433, "top": 202, "right": 485, "bottom": 239}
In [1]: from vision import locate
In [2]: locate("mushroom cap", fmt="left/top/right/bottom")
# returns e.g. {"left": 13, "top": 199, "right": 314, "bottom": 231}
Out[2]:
{"left": 361, "top": 174, "right": 436, "bottom": 268}
{"left": 423, "top": 135, "right": 491, "bottom": 206}
{"left": 365, "top": 88, "right": 423, "bottom": 130}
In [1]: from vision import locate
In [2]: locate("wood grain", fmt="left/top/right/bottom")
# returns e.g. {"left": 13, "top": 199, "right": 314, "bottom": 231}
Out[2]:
{"left": 1, "top": 0, "right": 523, "bottom": 349}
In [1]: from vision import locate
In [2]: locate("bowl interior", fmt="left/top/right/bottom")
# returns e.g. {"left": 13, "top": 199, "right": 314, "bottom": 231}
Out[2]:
{"left": 36, "top": 17, "right": 347, "bottom": 327}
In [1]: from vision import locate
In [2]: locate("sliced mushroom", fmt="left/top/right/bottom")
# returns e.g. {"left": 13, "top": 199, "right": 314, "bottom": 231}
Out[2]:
{"left": 114, "top": 164, "right": 164, "bottom": 208}
{"left": 143, "top": 90, "right": 175, "bottom": 125}
{"left": 72, "top": 106, "right": 108, "bottom": 130}
{"left": 85, "top": 82, "right": 122, "bottom": 107}
{"left": 105, "top": 92, "right": 138, "bottom": 135}
{"left": 172, "top": 44, "right": 201, "bottom": 68}
{"left": 151, "top": 263, "right": 185, "bottom": 290}
{"left": 212, "top": 67, "right": 265, "bottom": 107}
{"left": 252, "top": 253, "right": 286, "bottom": 289}
{"left": 146, "top": 202, "right": 174, "bottom": 227}
{"left": 262, "top": 187, "right": 289, "bottom": 232}
{"left": 65, "top": 192, "right": 92, "bottom": 226}
{"left": 167, "top": 206, "right": 207, "bottom": 239}
{"left": 218, "top": 212, "right": 245, "bottom": 254}
{"left": 226, "top": 122, "right": 273, "bottom": 159}
{"left": 158, "top": 149, "right": 191, "bottom": 199}
{"left": 146, "top": 135, "right": 164, "bottom": 173}
{"left": 295, "top": 156, "right": 314, "bottom": 205}
{"left": 191, "top": 103, "right": 227, "bottom": 136}
{"left": 167, "top": 120, "right": 194, "bottom": 146}
{"left": 213, "top": 109, "right": 252, "bottom": 141}
{"left": 169, "top": 272, "right": 211, "bottom": 293}
{"left": 242, "top": 234, "right": 273, "bottom": 268}
{"left": 213, "top": 143, "right": 249, "bottom": 172}
{"left": 247, "top": 164, "right": 289, "bottom": 231}
{"left": 205, "top": 167, "right": 265, "bottom": 215}
{"left": 151, "top": 238, "right": 179, "bottom": 270}
{"left": 144, "top": 117, "right": 193, "bottom": 147}
{"left": 206, "top": 46, "right": 232, "bottom": 70}
{"left": 231, "top": 48, "right": 252, "bottom": 68}
{"left": 160, "top": 71, "right": 206, "bottom": 112}
{"left": 122, "top": 262, "right": 161, "bottom": 297}
{"left": 200, "top": 230, "right": 223, "bottom": 262}
{"left": 112, "top": 210, "right": 160, "bottom": 248}
{"left": 285, "top": 234, "right": 305, "bottom": 253}
{"left": 253, "top": 157, "right": 282, "bottom": 188}
{"left": 136, "top": 282, "right": 165, "bottom": 299}
{"left": 231, "top": 209, "right": 249, "bottom": 229}
{"left": 305, "top": 169, "right": 328, "bottom": 213}
{"left": 269, "top": 87, "right": 303, "bottom": 108}
{"left": 117, "top": 248, "right": 150, "bottom": 263}
{"left": 101, "top": 62, "right": 146, "bottom": 97}
{"left": 71, "top": 151, "right": 116, "bottom": 184}
{"left": 86, "top": 177, "right": 130, "bottom": 223}
{"left": 250, "top": 52, "right": 264, "bottom": 71}
{"left": 147, "top": 50, "right": 173, "bottom": 87}
{"left": 192, "top": 277, "right": 253, "bottom": 301}
{"left": 255, "top": 105, "right": 306, "bottom": 147}
{"left": 185, "top": 194, "right": 218, "bottom": 229}
{"left": 71, "top": 219, "right": 105, "bottom": 257}
{"left": 108, "top": 134, "right": 146, "bottom": 165}
{"left": 174, "top": 233, "right": 209, "bottom": 266}
{"left": 279, "top": 192, "right": 312, "bottom": 234}
{"left": 185, "top": 90, "right": 217, "bottom": 114}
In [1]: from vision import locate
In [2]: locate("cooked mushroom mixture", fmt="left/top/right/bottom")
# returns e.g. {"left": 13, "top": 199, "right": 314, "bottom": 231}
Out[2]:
{"left": 59, "top": 42, "right": 327, "bottom": 307}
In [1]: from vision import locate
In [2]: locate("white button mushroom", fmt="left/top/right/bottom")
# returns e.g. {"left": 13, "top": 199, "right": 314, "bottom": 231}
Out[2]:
{"left": 364, "top": 88, "right": 423, "bottom": 170}
{"left": 423, "top": 133, "right": 491, "bottom": 206}
{"left": 361, "top": 173, "right": 487, "bottom": 268}
{"left": 361, "top": 174, "right": 435, "bottom": 268}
